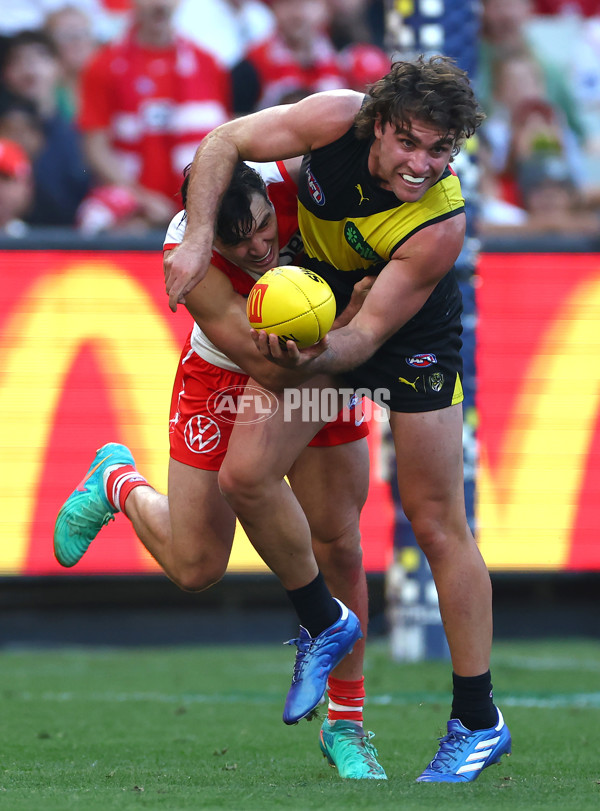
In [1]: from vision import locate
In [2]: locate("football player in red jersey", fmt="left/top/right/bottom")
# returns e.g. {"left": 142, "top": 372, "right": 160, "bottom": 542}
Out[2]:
{"left": 54, "top": 157, "right": 386, "bottom": 780}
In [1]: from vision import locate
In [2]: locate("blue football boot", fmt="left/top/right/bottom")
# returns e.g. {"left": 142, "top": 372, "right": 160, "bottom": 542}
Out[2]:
{"left": 283, "top": 599, "right": 362, "bottom": 725}
{"left": 417, "top": 707, "right": 511, "bottom": 782}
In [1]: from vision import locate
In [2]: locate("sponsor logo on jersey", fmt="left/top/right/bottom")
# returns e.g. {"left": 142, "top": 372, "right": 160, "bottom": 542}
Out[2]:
{"left": 184, "top": 414, "right": 221, "bottom": 454}
{"left": 278, "top": 230, "right": 304, "bottom": 265}
{"left": 344, "top": 222, "right": 379, "bottom": 260}
{"left": 398, "top": 376, "right": 420, "bottom": 392}
{"left": 355, "top": 183, "right": 370, "bottom": 205}
{"left": 307, "top": 166, "right": 325, "bottom": 205}
{"left": 406, "top": 353, "right": 438, "bottom": 368}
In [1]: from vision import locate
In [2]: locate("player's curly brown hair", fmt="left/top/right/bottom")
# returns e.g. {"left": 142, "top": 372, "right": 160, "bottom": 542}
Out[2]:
{"left": 354, "top": 54, "right": 485, "bottom": 155}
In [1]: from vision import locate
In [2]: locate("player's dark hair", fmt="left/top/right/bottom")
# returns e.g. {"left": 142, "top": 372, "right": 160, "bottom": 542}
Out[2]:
{"left": 217, "top": 162, "right": 271, "bottom": 244}
{"left": 354, "top": 54, "right": 485, "bottom": 154}
{"left": 180, "top": 164, "right": 192, "bottom": 209}
{"left": 180, "top": 160, "right": 271, "bottom": 244}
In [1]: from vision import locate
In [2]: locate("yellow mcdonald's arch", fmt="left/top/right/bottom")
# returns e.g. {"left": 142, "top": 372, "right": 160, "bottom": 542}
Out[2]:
{"left": 478, "top": 275, "right": 600, "bottom": 569}
{"left": 0, "top": 259, "right": 266, "bottom": 573}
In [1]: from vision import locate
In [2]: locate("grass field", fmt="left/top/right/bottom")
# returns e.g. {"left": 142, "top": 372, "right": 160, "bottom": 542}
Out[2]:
{"left": 0, "top": 638, "right": 599, "bottom": 810}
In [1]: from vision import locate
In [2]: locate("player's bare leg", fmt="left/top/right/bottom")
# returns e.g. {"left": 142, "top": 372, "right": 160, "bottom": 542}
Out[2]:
{"left": 389, "top": 405, "right": 511, "bottom": 781}
{"left": 54, "top": 446, "right": 236, "bottom": 591}
{"left": 124, "top": 459, "right": 236, "bottom": 591}
{"left": 289, "top": 440, "right": 387, "bottom": 779}
{"left": 390, "top": 405, "right": 492, "bottom": 676}
{"left": 219, "top": 379, "right": 333, "bottom": 590}
{"left": 219, "top": 378, "right": 363, "bottom": 726}
{"left": 289, "top": 442, "right": 370, "bottom": 682}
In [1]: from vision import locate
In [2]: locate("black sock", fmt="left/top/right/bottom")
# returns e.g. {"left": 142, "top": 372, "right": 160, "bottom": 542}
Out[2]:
{"left": 285, "top": 572, "right": 340, "bottom": 637}
{"left": 451, "top": 670, "right": 497, "bottom": 731}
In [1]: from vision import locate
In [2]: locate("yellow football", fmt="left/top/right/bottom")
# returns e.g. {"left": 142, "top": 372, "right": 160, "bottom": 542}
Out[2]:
{"left": 247, "top": 265, "right": 336, "bottom": 349}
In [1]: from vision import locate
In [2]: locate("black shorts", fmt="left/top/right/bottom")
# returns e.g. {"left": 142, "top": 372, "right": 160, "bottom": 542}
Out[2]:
{"left": 304, "top": 259, "right": 464, "bottom": 414}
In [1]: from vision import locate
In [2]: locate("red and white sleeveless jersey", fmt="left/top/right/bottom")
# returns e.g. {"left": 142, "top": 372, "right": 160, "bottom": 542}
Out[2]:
{"left": 163, "top": 159, "right": 300, "bottom": 371}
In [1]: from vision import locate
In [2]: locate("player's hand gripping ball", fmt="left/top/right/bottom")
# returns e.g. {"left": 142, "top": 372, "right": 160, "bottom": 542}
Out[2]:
{"left": 247, "top": 265, "right": 336, "bottom": 348}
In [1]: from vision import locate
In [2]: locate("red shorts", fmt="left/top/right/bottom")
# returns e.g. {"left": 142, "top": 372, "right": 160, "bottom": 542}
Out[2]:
{"left": 169, "top": 335, "right": 369, "bottom": 470}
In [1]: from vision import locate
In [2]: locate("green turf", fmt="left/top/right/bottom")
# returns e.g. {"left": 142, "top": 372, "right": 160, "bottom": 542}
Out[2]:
{"left": 0, "top": 639, "right": 599, "bottom": 810}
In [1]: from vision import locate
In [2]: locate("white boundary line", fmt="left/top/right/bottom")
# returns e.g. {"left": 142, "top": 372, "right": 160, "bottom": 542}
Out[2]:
{"left": 12, "top": 690, "right": 600, "bottom": 709}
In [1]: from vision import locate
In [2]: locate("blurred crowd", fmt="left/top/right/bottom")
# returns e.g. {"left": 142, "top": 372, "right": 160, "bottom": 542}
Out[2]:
{"left": 476, "top": 0, "right": 600, "bottom": 236}
{"left": 0, "top": 0, "right": 387, "bottom": 236}
{"left": 1, "top": 0, "right": 600, "bottom": 238}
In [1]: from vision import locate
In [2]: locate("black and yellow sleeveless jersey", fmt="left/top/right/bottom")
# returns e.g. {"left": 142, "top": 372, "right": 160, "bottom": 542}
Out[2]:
{"left": 297, "top": 122, "right": 465, "bottom": 273}
{"left": 296, "top": 119, "right": 466, "bottom": 412}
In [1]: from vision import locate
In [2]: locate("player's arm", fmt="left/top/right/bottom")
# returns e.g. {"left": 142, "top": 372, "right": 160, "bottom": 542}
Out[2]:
{"left": 255, "top": 214, "right": 466, "bottom": 376}
{"left": 164, "top": 91, "right": 362, "bottom": 311}
{"left": 183, "top": 264, "right": 306, "bottom": 391}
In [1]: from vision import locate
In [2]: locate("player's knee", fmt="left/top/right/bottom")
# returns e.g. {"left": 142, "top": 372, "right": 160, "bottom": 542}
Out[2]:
{"left": 168, "top": 544, "right": 229, "bottom": 592}
{"left": 171, "top": 559, "right": 226, "bottom": 592}
{"left": 410, "top": 514, "right": 457, "bottom": 562}
{"left": 313, "top": 526, "right": 363, "bottom": 578}
{"left": 218, "top": 460, "right": 265, "bottom": 508}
